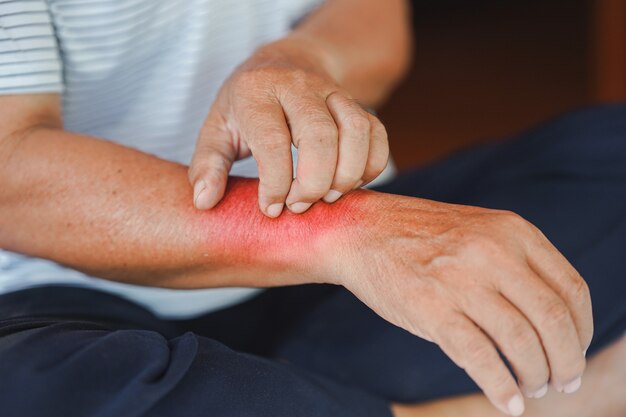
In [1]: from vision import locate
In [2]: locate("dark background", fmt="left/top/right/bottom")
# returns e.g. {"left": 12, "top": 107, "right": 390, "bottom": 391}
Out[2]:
{"left": 379, "top": 0, "right": 626, "bottom": 170}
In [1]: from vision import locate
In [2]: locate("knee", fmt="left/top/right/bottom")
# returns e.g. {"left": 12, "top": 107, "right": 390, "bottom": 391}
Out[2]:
{"left": 155, "top": 334, "right": 392, "bottom": 417}
{"left": 0, "top": 325, "right": 189, "bottom": 417}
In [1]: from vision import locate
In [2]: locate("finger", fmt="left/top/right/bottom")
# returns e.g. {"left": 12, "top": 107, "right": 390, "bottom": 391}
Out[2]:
{"left": 323, "top": 92, "right": 370, "bottom": 203}
{"left": 462, "top": 289, "right": 550, "bottom": 398}
{"left": 283, "top": 95, "right": 339, "bottom": 214}
{"left": 433, "top": 312, "right": 525, "bottom": 416}
{"left": 189, "top": 112, "right": 237, "bottom": 210}
{"left": 499, "top": 266, "right": 586, "bottom": 393}
{"left": 360, "top": 112, "right": 389, "bottom": 187}
{"left": 238, "top": 100, "right": 294, "bottom": 218}
{"left": 525, "top": 227, "right": 593, "bottom": 352}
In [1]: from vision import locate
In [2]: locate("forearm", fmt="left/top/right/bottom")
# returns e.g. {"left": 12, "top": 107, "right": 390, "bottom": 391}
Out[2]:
{"left": 0, "top": 127, "right": 360, "bottom": 288}
{"left": 279, "top": 0, "right": 413, "bottom": 106}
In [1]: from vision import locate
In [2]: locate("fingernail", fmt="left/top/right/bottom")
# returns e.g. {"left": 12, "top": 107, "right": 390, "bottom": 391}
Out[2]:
{"left": 507, "top": 395, "right": 525, "bottom": 416}
{"left": 193, "top": 180, "right": 210, "bottom": 209}
{"left": 352, "top": 180, "right": 364, "bottom": 190}
{"left": 323, "top": 189, "right": 342, "bottom": 203}
{"left": 289, "top": 202, "right": 312, "bottom": 214}
{"left": 563, "top": 377, "right": 582, "bottom": 394}
{"left": 266, "top": 203, "right": 284, "bottom": 218}
{"left": 530, "top": 384, "right": 548, "bottom": 399}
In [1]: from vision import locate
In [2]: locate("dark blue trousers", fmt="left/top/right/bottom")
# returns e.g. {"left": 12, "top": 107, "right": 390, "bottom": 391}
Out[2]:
{"left": 1, "top": 104, "right": 625, "bottom": 417}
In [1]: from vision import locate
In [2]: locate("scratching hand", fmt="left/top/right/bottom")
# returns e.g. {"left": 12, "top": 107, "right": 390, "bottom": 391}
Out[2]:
{"left": 189, "top": 38, "right": 389, "bottom": 217}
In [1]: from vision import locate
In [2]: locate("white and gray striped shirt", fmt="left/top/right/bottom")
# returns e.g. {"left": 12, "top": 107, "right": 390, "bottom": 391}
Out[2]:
{"left": 0, "top": 0, "right": 395, "bottom": 318}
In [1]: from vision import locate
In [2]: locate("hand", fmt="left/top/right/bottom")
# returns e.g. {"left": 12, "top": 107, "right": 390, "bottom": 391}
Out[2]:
{"left": 189, "top": 38, "right": 389, "bottom": 217}
{"left": 325, "top": 191, "right": 593, "bottom": 416}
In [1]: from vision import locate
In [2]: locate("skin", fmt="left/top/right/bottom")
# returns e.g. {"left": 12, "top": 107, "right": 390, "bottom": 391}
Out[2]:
{"left": 0, "top": 99, "right": 591, "bottom": 415}
{"left": 188, "top": 0, "right": 412, "bottom": 217}
{"left": 0, "top": 0, "right": 594, "bottom": 416}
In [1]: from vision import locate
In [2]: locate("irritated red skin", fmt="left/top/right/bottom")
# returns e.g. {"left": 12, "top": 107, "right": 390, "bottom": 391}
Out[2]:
{"left": 194, "top": 177, "right": 367, "bottom": 284}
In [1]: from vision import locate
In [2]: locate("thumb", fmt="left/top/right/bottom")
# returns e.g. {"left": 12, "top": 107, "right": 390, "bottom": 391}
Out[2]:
{"left": 189, "top": 115, "right": 238, "bottom": 210}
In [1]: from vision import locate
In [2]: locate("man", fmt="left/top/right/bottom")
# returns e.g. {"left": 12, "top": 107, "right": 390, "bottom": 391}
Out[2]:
{"left": 0, "top": 0, "right": 624, "bottom": 416}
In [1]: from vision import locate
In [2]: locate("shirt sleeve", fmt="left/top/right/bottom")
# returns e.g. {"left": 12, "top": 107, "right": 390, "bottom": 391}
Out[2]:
{"left": 0, "top": 0, "right": 63, "bottom": 94}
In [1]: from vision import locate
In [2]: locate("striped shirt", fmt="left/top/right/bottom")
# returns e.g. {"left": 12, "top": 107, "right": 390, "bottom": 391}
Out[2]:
{"left": 0, "top": 0, "right": 395, "bottom": 318}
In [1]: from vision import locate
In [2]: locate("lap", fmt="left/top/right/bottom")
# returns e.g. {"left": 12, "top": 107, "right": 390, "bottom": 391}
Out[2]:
{"left": 0, "top": 288, "right": 391, "bottom": 417}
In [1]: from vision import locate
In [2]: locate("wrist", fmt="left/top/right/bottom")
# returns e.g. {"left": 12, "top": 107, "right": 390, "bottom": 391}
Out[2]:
{"left": 252, "top": 36, "right": 345, "bottom": 86}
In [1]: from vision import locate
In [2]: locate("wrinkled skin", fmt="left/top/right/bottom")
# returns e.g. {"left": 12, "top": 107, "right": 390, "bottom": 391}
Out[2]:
{"left": 188, "top": 39, "right": 389, "bottom": 218}
{"left": 321, "top": 191, "right": 593, "bottom": 416}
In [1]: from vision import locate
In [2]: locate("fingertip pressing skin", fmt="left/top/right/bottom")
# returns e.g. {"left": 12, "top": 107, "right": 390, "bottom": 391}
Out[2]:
{"left": 265, "top": 203, "right": 284, "bottom": 218}
{"left": 288, "top": 201, "right": 312, "bottom": 214}
{"left": 193, "top": 177, "right": 226, "bottom": 210}
{"left": 323, "top": 189, "right": 343, "bottom": 203}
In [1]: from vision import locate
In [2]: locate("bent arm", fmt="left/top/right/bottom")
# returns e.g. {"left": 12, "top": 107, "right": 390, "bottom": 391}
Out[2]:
{"left": 0, "top": 95, "right": 355, "bottom": 288}
{"left": 277, "top": 0, "right": 413, "bottom": 107}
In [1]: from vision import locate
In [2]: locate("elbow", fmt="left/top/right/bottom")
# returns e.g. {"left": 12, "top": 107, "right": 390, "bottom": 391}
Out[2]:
{"left": 0, "top": 123, "right": 58, "bottom": 225}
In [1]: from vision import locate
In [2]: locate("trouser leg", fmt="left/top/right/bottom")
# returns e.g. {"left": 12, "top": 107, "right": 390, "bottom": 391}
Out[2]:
{"left": 0, "top": 287, "right": 392, "bottom": 417}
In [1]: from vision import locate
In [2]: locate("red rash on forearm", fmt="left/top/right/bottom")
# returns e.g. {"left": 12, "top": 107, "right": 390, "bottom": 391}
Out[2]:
{"left": 193, "top": 177, "right": 368, "bottom": 285}
{"left": 0, "top": 121, "right": 369, "bottom": 289}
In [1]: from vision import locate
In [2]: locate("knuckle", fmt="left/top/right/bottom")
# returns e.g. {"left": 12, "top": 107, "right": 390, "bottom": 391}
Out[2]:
{"left": 465, "top": 340, "right": 495, "bottom": 368}
{"left": 259, "top": 176, "right": 291, "bottom": 195}
{"left": 491, "top": 369, "right": 514, "bottom": 391}
{"left": 305, "top": 119, "right": 339, "bottom": 142}
{"left": 334, "top": 171, "right": 363, "bottom": 189}
{"left": 508, "top": 321, "right": 536, "bottom": 353}
{"left": 231, "top": 71, "right": 263, "bottom": 95}
{"left": 245, "top": 113, "right": 288, "bottom": 138}
{"left": 541, "top": 300, "right": 571, "bottom": 328}
{"left": 570, "top": 276, "right": 591, "bottom": 304}
{"left": 297, "top": 179, "right": 330, "bottom": 198}
{"left": 260, "top": 181, "right": 290, "bottom": 198}
{"left": 255, "top": 138, "right": 289, "bottom": 155}
{"left": 342, "top": 113, "right": 370, "bottom": 133}
{"left": 463, "top": 236, "right": 502, "bottom": 260}
{"left": 499, "top": 210, "right": 530, "bottom": 229}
